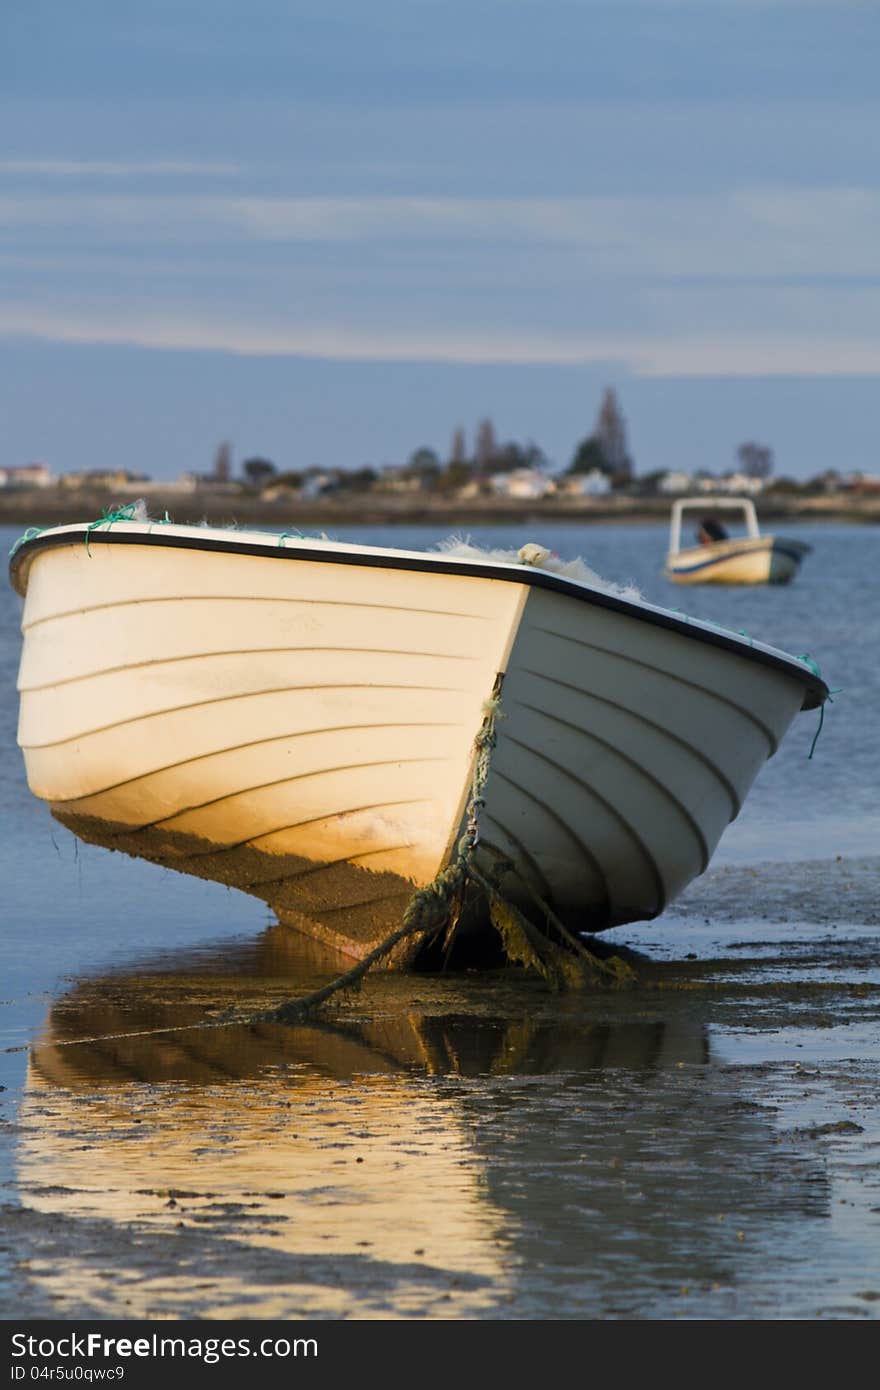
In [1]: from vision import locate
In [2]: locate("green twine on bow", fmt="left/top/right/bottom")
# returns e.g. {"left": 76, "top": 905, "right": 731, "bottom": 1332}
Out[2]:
{"left": 796, "top": 653, "right": 823, "bottom": 679}
{"left": 809, "top": 686, "right": 843, "bottom": 760}
{"left": 8, "top": 525, "right": 49, "bottom": 558}
{"left": 808, "top": 703, "right": 825, "bottom": 760}
{"left": 84, "top": 503, "right": 139, "bottom": 556}
{"left": 277, "top": 529, "right": 304, "bottom": 546}
{"left": 796, "top": 654, "right": 841, "bottom": 761}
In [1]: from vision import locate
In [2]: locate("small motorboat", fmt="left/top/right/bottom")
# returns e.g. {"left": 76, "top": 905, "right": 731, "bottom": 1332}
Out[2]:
{"left": 9, "top": 515, "right": 827, "bottom": 967}
{"left": 665, "top": 496, "right": 811, "bottom": 585}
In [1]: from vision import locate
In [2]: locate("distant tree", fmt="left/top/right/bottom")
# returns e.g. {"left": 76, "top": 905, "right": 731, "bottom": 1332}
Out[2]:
{"left": 633, "top": 469, "right": 667, "bottom": 496}
{"left": 408, "top": 446, "right": 440, "bottom": 469}
{"left": 404, "top": 447, "right": 441, "bottom": 490}
{"left": 595, "top": 388, "right": 634, "bottom": 482}
{"left": 474, "top": 418, "right": 498, "bottom": 476}
{"left": 336, "top": 466, "right": 378, "bottom": 492}
{"left": 272, "top": 470, "right": 304, "bottom": 491}
{"left": 520, "top": 440, "right": 550, "bottom": 471}
{"left": 737, "top": 442, "right": 774, "bottom": 479}
{"left": 449, "top": 427, "right": 468, "bottom": 467}
{"left": 567, "top": 389, "right": 634, "bottom": 485}
{"left": 567, "top": 436, "right": 609, "bottom": 476}
{"left": 809, "top": 469, "right": 842, "bottom": 494}
{"left": 242, "top": 457, "right": 277, "bottom": 490}
{"left": 437, "top": 459, "right": 474, "bottom": 493}
{"left": 490, "top": 442, "right": 527, "bottom": 474}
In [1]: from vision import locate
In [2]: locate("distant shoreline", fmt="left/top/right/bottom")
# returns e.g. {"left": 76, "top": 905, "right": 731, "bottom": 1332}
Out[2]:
{"left": 1, "top": 488, "right": 878, "bottom": 532}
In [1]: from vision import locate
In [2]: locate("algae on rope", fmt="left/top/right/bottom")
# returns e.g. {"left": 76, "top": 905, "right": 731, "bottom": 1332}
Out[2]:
{"left": 262, "top": 687, "right": 635, "bottom": 1025}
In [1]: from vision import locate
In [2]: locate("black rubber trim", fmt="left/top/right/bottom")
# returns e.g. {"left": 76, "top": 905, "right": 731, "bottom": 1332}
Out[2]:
{"left": 8, "top": 526, "right": 829, "bottom": 710}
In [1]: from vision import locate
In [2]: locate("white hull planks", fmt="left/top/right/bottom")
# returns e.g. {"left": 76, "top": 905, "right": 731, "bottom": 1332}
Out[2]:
{"left": 480, "top": 585, "right": 805, "bottom": 929}
{"left": 11, "top": 522, "right": 826, "bottom": 964}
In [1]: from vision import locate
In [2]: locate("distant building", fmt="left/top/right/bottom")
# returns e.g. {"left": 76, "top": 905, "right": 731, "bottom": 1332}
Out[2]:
{"left": 0, "top": 462, "right": 53, "bottom": 488}
{"left": 59, "top": 468, "right": 149, "bottom": 490}
{"left": 299, "top": 470, "right": 342, "bottom": 499}
{"left": 697, "top": 472, "right": 765, "bottom": 496}
{"left": 373, "top": 463, "right": 424, "bottom": 494}
{"left": 657, "top": 470, "right": 693, "bottom": 494}
{"left": 846, "top": 471, "right": 880, "bottom": 492}
{"left": 489, "top": 468, "right": 555, "bottom": 500}
{"left": 180, "top": 471, "right": 242, "bottom": 494}
{"left": 117, "top": 476, "right": 198, "bottom": 495}
{"left": 558, "top": 468, "right": 611, "bottom": 497}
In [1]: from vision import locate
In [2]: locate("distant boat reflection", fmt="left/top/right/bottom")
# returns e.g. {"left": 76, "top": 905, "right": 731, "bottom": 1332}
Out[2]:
{"left": 16, "top": 927, "right": 829, "bottom": 1319}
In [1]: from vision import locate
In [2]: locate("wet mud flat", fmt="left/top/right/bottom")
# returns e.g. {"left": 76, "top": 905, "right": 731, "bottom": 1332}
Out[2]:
{"left": 1, "top": 855, "right": 879, "bottom": 1321}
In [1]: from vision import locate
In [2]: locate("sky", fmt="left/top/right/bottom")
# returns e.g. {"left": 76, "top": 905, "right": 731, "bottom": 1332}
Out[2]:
{"left": 2, "top": 0, "right": 879, "bottom": 481}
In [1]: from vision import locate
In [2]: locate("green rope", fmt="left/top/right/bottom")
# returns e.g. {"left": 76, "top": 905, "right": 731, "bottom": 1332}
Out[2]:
{"left": 258, "top": 691, "right": 504, "bottom": 1022}
{"left": 8, "top": 525, "right": 49, "bottom": 558}
{"left": 257, "top": 686, "right": 634, "bottom": 1020}
{"left": 796, "top": 655, "right": 840, "bottom": 760}
{"left": 796, "top": 653, "right": 823, "bottom": 679}
{"left": 277, "top": 529, "right": 304, "bottom": 546}
{"left": 84, "top": 503, "right": 140, "bottom": 556}
{"left": 807, "top": 688, "right": 841, "bottom": 760}
{"left": 808, "top": 703, "right": 825, "bottom": 761}
{"left": 264, "top": 685, "right": 611, "bottom": 1019}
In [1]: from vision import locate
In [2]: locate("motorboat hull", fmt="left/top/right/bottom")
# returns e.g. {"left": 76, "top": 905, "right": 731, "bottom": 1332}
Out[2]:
{"left": 666, "top": 536, "right": 809, "bottom": 585}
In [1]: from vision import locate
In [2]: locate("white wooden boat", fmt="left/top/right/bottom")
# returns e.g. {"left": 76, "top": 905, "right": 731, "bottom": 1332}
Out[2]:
{"left": 9, "top": 518, "right": 827, "bottom": 967}
{"left": 665, "top": 497, "right": 811, "bottom": 584}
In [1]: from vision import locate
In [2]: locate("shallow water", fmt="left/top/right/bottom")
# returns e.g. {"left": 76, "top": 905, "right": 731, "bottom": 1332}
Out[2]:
{"left": 2, "top": 519, "right": 879, "bottom": 1320}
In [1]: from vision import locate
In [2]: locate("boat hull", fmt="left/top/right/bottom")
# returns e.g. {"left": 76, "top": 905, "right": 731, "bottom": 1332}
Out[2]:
{"left": 666, "top": 536, "right": 808, "bottom": 585}
{"left": 16, "top": 534, "right": 524, "bottom": 963}
{"left": 12, "top": 524, "right": 825, "bottom": 966}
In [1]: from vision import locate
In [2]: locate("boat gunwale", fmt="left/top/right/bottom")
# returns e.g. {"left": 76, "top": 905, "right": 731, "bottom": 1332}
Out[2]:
{"left": 9, "top": 523, "right": 828, "bottom": 710}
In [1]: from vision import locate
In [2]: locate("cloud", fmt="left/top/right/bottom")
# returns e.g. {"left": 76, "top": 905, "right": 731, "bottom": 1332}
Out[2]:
{"left": 3, "top": 183, "right": 879, "bottom": 375}
{"left": 2, "top": 188, "right": 879, "bottom": 278}
{"left": 0, "top": 160, "right": 240, "bottom": 177}
{"left": 1, "top": 304, "right": 878, "bottom": 377}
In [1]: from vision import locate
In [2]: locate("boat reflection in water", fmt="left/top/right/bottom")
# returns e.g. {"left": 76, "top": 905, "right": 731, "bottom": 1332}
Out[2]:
{"left": 18, "top": 929, "right": 829, "bottom": 1319}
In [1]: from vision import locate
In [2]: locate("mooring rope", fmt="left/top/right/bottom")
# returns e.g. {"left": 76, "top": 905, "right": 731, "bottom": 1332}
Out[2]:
{"left": 264, "top": 687, "right": 508, "bottom": 1022}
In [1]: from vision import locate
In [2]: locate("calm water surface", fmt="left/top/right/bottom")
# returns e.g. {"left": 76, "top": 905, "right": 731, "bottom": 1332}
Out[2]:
{"left": 1, "top": 519, "right": 878, "bottom": 1319}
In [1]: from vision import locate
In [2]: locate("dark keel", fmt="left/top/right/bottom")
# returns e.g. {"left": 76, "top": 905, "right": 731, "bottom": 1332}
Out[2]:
{"left": 52, "top": 807, "right": 425, "bottom": 967}
{"left": 49, "top": 809, "right": 617, "bottom": 977}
